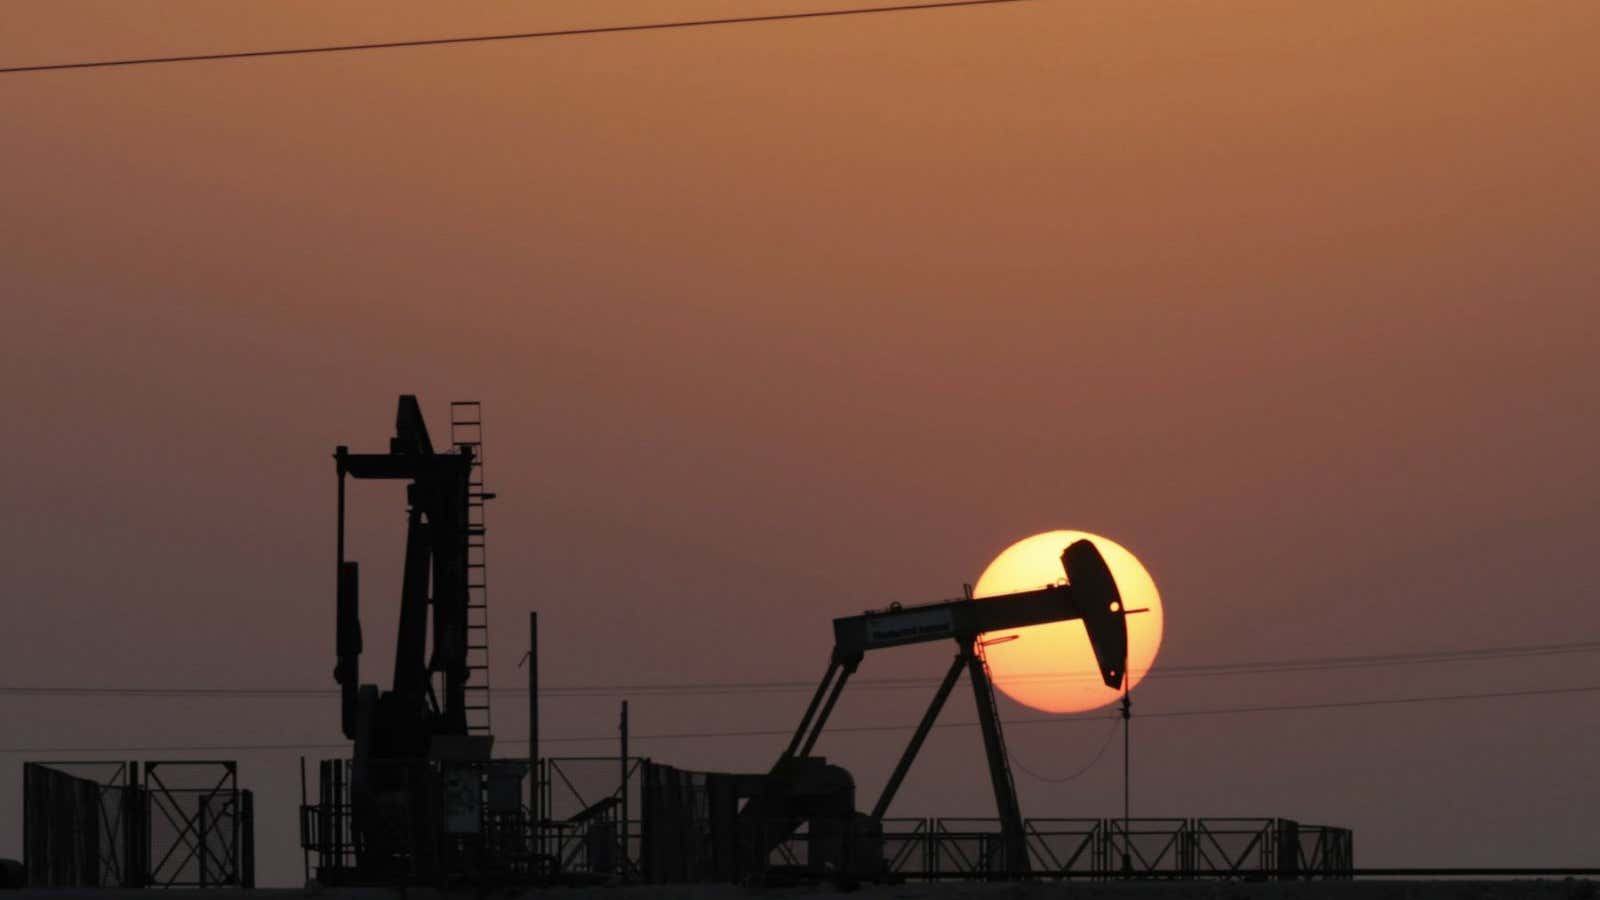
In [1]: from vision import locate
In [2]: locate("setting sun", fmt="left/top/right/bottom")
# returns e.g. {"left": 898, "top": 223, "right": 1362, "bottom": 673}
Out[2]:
{"left": 973, "top": 530, "right": 1164, "bottom": 714}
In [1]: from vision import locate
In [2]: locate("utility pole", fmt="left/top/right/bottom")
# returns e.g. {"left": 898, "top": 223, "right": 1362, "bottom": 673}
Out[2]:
{"left": 1121, "top": 685, "right": 1132, "bottom": 874}
{"left": 620, "top": 699, "right": 630, "bottom": 878}
{"left": 527, "top": 612, "right": 539, "bottom": 856}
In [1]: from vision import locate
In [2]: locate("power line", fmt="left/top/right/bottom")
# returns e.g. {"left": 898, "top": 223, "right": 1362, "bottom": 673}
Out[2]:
{"left": 1130, "top": 683, "right": 1600, "bottom": 721}
{"left": 526, "top": 638, "right": 1600, "bottom": 694}
{"left": 1008, "top": 714, "right": 1120, "bottom": 784}
{"left": 2, "top": 681, "right": 1594, "bottom": 754}
{"left": 0, "top": 0, "right": 1027, "bottom": 75}
{"left": 2, "top": 638, "right": 1593, "bottom": 700}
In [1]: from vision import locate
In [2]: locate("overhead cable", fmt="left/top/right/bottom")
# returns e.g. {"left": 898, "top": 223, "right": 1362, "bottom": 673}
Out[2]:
{"left": 0, "top": 0, "right": 1026, "bottom": 75}
{"left": 2, "top": 681, "right": 1594, "bottom": 754}
{"left": 2, "top": 638, "right": 1593, "bottom": 700}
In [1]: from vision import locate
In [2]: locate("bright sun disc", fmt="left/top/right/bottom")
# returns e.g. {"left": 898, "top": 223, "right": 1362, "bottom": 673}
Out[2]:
{"left": 972, "top": 530, "right": 1164, "bottom": 714}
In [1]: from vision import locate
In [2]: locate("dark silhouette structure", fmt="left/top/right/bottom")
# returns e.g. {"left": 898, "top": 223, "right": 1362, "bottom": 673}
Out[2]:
{"left": 638, "top": 540, "right": 1131, "bottom": 882}
{"left": 23, "top": 761, "right": 252, "bottom": 889}
{"left": 322, "top": 396, "right": 518, "bottom": 883}
{"left": 334, "top": 395, "right": 484, "bottom": 751}
{"left": 302, "top": 397, "right": 1357, "bottom": 887}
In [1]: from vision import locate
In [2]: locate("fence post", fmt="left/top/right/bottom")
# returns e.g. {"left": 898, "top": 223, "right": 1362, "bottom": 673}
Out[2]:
{"left": 620, "top": 700, "right": 629, "bottom": 878}
{"left": 1276, "top": 819, "right": 1300, "bottom": 881}
{"left": 197, "top": 796, "right": 209, "bottom": 889}
{"left": 242, "top": 791, "right": 256, "bottom": 888}
{"left": 21, "top": 765, "right": 34, "bottom": 887}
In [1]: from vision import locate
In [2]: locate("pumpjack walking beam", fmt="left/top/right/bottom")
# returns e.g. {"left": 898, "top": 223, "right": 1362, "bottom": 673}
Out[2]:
{"left": 790, "top": 539, "right": 1131, "bottom": 875}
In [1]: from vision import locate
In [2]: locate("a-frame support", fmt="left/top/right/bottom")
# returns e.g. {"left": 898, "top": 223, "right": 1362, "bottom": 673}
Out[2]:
{"left": 871, "top": 652, "right": 965, "bottom": 819}
{"left": 965, "top": 641, "right": 1027, "bottom": 874}
{"left": 765, "top": 540, "right": 1128, "bottom": 880}
{"left": 782, "top": 654, "right": 858, "bottom": 763}
{"left": 868, "top": 642, "right": 1028, "bottom": 873}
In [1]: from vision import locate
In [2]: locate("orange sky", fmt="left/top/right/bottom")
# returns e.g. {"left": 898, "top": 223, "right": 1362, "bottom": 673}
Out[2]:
{"left": 3, "top": 1, "right": 1598, "bottom": 883}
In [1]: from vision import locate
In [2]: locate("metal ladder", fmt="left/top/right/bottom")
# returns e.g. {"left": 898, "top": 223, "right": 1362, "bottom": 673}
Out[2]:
{"left": 451, "top": 401, "right": 493, "bottom": 735}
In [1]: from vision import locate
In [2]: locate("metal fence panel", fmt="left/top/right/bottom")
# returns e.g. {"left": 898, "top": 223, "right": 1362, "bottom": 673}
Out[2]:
{"left": 23, "top": 760, "right": 252, "bottom": 889}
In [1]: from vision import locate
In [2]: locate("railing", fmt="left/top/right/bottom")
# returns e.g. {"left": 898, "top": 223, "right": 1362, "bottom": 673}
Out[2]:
{"left": 306, "top": 754, "right": 1350, "bottom": 884}
{"left": 301, "top": 757, "right": 536, "bottom": 886}
{"left": 725, "top": 817, "right": 1352, "bottom": 881}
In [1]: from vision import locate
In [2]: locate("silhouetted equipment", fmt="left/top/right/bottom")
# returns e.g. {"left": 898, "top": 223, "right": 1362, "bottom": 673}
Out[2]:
{"left": 304, "top": 400, "right": 1358, "bottom": 885}
{"left": 806, "top": 538, "right": 1128, "bottom": 876}
{"left": 637, "top": 539, "right": 1131, "bottom": 882}
{"left": 335, "top": 395, "right": 478, "bottom": 749}
{"left": 637, "top": 792, "right": 1356, "bottom": 882}
{"left": 320, "top": 396, "right": 525, "bottom": 884}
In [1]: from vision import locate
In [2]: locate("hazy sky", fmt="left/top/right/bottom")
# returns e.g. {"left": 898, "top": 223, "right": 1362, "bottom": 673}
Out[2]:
{"left": 3, "top": 1, "right": 1598, "bottom": 885}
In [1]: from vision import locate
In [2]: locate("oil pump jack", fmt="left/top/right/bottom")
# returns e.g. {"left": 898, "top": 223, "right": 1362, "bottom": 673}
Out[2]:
{"left": 735, "top": 539, "right": 1129, "bottom": 879}
{"left": 329, "top": 396, "right": 511, "bottom": 882}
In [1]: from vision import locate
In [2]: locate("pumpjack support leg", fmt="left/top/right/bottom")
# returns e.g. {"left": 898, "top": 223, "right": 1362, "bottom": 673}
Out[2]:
{"left": 781, "top": 653, "right": 858, "bottom": 763}
{"left": 784, "top": 657, "right": 841, "bottom": 759}
{"left": 965, "top": 642, "right": 1028, "bottom": 874}
{"left": 871, "top": 651, "right": 966, "bottom": 819}
{"left": 799, "top": 659, "right": 854, "bottom": 758}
